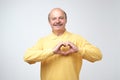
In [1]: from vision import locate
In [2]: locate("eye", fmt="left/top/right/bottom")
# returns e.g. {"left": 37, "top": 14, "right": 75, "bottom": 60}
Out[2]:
{"left": 59, "top": 17, "right": 64, "bottom": 19}
{"left": 51, "top": 17, "right": 56, "bottom": 21}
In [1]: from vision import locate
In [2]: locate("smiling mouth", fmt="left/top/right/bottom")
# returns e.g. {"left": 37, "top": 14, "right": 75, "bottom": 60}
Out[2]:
{"left": 54, "top": 23, "right": 63, "bottom": 27}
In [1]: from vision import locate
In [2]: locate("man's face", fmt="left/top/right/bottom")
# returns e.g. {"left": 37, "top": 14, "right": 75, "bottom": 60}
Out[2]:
{"left": 49, "top": 9, "right": 67, "bottom": 32}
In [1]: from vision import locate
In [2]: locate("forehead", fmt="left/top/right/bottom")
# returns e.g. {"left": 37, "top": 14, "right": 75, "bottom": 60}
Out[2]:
{"left": 49, "top": 9, "right": 65, "bottom": 18}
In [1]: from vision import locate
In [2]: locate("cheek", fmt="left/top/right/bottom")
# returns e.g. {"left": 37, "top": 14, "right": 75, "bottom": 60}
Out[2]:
{"left": 62, "top": 20, "right": 67, "bottom": 24}
{"left": 49, "top": 21, "right": 54, "bottom": 25}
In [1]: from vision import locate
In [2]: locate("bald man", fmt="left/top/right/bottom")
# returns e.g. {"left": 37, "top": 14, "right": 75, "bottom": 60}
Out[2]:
{"left": 24, "top": 8, "right": 102, "bottom": 80}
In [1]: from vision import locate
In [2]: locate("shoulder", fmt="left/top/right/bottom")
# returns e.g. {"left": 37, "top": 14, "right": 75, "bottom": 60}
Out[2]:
{"left": 37, "top": 33, "right": 51, "bottom": 42}
{"left": 68, "top": 31, "right": 84, "bottom": 39}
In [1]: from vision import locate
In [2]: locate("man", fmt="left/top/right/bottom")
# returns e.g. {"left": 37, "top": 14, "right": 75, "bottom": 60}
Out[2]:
{"left": 24, "top": 8, "right": 102, "bottom": 80}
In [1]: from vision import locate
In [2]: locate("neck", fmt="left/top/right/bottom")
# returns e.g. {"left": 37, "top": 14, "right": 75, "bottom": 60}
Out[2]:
{"left": 53, "top": 29, "right": 66, "bottom": 36}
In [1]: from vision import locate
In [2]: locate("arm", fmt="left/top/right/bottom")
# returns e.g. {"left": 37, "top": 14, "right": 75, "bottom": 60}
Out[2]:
{"left": 23, "top": 38, "right": 54, "bottom": 64}
{"left": 78, "top": 37, "right": 102, "bottom": 62}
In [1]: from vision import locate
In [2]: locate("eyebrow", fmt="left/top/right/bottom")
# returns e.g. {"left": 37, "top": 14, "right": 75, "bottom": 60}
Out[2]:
{"left": 48, "top": 11, "right": 67, "bottom": 21}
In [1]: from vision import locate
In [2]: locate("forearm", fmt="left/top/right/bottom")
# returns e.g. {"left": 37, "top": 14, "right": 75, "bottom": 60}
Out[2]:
{"left": 24, "top": 48, "right": 54, "bottom": 63}
{"left": 80, "top": 45, "right": 102, "bottom": 62}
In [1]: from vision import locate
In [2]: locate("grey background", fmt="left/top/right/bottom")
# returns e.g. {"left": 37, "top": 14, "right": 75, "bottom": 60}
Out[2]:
{"left": 0, "top": 0, "right": 120, "bottom": 80}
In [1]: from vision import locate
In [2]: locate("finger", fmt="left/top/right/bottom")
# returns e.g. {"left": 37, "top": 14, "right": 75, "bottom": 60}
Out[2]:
{"left": 66, "top": 42, "right": 75, "bottom": 48}
{"left": 57, "top": 42, "right": 66, "bottom": 50}
{"left": 61, "top": 52, "right": 68, "bottom": 56}
{"left": 53, "top": 42, "right": 66, "bottom": 53}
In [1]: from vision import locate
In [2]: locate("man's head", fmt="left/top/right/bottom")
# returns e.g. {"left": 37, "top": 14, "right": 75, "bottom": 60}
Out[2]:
{"left": 48, "top": 8, "right": 67, "bottom": 21}
{"left": 48, "top": 8, "right": 67, "bottom": 34}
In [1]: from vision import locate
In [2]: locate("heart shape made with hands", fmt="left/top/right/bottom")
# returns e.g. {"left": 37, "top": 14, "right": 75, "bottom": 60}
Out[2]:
{"left": 60, "top": 45, "right": 70, "bottom": 52}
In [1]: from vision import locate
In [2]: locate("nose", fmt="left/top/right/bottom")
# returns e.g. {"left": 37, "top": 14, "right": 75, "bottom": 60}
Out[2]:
{"left": 56, "top": 18, "right": 60, "bottom": 23}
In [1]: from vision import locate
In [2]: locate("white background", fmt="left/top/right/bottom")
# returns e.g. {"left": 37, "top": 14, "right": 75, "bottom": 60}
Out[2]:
{"left": 0, "top": 0, "right": 120, "bottom": 80}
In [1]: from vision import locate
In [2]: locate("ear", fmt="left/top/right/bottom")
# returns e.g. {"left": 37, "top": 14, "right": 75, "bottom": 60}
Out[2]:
{"left": 65, "top": 19, "right": 67, "bottom": 24}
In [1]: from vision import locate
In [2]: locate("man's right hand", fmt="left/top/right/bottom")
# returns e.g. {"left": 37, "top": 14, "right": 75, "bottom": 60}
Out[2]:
{"left": 53, "top": 42, "right": 66, "bottom": 54}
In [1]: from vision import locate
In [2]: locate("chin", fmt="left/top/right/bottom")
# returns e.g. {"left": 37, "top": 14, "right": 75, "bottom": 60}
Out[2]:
{"left": 54, "top": 26, "right": 62, "bottom": 29}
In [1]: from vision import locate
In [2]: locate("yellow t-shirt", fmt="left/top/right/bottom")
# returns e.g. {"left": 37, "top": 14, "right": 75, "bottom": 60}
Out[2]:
{"left": 24, "top": 31, "right": 102, "bottom": 80}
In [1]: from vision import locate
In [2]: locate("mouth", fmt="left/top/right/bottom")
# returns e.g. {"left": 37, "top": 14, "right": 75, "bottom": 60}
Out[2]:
{"left": 54, "top": 23, "right": 63, "bottom": 27}
{"left": 53, "top": 24, "right": 62, "bottom": 28}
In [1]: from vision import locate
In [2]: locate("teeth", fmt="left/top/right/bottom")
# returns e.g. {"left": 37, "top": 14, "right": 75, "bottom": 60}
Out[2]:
{"left": 55, "top": 26, "right": 61, "bottom": 28}
{"left": 55, "top": 24, "right": 62, "bottom": 26}
{"left": 56, "top": 25, "right": 61, "bottom": 26}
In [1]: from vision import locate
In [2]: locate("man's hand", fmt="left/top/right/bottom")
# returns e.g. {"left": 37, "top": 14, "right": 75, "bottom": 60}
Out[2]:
{"left": 53, "top": 42, "right": 79, "bottom": 56}
{"left": 53, "top": 42, "right": 66, "bottom": 54}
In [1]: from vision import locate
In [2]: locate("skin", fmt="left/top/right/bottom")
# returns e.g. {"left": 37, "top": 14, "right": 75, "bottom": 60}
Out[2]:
{"left": 48, "top": 8, "right": 79, "bottom": 55}
{"left": 48, "top": 8, "right": 67, "bottom": 36}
